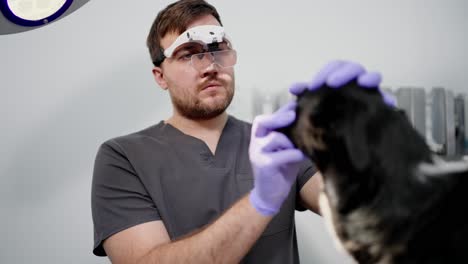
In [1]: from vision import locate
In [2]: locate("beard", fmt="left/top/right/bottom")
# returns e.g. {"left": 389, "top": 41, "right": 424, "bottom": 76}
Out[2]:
{"left": 170, "top": 82, "right": 235, "bottom": 120}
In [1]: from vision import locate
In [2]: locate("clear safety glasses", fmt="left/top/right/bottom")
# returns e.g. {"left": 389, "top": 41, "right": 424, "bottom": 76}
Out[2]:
{"left": 189, "top": 49, "right": 237, "bottom": 71}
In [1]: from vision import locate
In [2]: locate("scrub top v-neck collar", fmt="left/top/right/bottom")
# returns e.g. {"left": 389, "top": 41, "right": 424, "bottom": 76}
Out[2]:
{"left": 158, "top": 116, "right": 241, "bottom": 169}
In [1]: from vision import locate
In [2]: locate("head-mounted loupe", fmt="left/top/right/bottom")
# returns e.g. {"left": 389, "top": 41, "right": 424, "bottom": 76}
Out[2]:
{"left": 155, "top": 25, "right": 231, "bottom": 66}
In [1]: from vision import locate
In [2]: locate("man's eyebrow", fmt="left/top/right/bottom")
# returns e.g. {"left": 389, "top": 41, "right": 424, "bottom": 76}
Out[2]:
{"left": 173, "top": 44, "right": 202, "bottom": 55}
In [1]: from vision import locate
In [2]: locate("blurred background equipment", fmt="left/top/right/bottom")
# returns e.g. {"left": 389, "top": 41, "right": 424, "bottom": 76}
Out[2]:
{"left": 429, "top": 88, "right": 457, "bottom": 158}
{"left": 396, "top": 87, "right": 426, "bottom": 137}
{"left": 454, "top": 94, "right": 467, "bottom": 156}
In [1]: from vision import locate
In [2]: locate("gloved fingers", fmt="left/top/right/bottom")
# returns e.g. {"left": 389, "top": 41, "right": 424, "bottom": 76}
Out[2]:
{"left": 267, "top": 149, "right": 305, "bottom": 165}
{"left": 327, "top": 61, "right": 365, "bottom": 88}
{"left": 260, "top": 131, "right": 295, "bottom": 152}
{"left": 275, "top": 100, "right": 297, "bottom": 114}
{"left": 380, "top": 90, "right": 397, "bottom": 106}
{"left": 289, "top": 82, "right": 309, "bottom": 95}
{"left": 357, "top": 71, "right": 382, "bottom": 88}
{"left": 308, "top": 60, "right": 345, "bottom": 91}
{"left": 292, "top": 60, "right": 381, "bottom": 94}
{"left": 252, "top": 110, "right": 296, "bottom": 137}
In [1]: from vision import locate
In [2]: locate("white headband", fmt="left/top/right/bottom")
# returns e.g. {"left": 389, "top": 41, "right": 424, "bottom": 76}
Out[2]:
{"left": 163, "top": 25, "right": 231, "bottom": 58}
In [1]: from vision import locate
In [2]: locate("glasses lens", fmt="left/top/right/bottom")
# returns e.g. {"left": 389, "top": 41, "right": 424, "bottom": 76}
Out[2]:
{"left": 191, "top": 50, "right": 237, "bottom": 71}
{"left": 215, "top": 50, "right": 237, "bottom": 68}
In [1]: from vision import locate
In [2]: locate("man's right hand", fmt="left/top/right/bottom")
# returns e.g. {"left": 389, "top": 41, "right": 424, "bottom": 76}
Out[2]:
{"left": 249, "top": 102, "right": 305, "bottom": 216}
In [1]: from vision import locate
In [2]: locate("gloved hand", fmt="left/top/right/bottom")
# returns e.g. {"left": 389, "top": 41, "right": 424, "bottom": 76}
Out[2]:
{"left": 249, "top": 102, "right": 305, "bottom": 216}
{"left": 289, "top": 60, "right": 396, "bottom": 106}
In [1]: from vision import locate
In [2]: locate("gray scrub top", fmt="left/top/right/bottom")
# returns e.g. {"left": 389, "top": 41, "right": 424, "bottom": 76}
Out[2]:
{"left": 91, "top": 115, "right": 316, "bottom": 263}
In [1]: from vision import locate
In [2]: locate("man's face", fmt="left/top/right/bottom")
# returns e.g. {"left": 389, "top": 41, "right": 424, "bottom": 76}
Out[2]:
{"left": 154, "top": 15, "right": 235, "bottom": 120}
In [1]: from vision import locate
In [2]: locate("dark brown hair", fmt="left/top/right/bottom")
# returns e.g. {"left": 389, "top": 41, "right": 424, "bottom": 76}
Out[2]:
{"left": 147, "top": 0, "right": 222, "bottom": 66}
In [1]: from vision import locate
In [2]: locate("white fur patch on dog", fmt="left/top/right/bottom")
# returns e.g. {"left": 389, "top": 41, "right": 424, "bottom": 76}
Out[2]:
{"left": 418, "top": 155, "right": 468, "bottom": 178}
{"left": 319, "top": 191, "right": 350, "bottom": 257}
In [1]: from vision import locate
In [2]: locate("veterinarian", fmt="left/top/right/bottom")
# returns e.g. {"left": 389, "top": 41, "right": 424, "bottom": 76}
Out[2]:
{"left": 91, "top": 0, "right": 382, "bottom": 263}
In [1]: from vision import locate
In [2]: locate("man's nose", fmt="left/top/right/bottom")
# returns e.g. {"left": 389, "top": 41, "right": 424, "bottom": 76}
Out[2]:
{"left": 200, "top": 56, "right": 219, "bottom": 76}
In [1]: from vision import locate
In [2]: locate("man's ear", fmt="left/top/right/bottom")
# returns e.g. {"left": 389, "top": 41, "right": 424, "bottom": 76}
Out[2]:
{"left": 152, "top": 67, "right": 168, "bottom": 90}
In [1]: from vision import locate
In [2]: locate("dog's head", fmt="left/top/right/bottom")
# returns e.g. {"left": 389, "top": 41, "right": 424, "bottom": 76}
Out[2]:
{"left": 282, "top": 81, "right": 397, "bottom": 172}
{"left": 279, "top": 81, "right": 468, "bottom": 263}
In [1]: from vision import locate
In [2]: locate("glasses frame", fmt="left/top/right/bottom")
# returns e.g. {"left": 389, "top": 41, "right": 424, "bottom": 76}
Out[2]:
{"left": 186, "top": 49, "right": 237, "bottom": 71}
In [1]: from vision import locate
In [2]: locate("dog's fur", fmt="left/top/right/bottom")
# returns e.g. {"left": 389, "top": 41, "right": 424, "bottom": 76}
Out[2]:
{"left": 279, "top": 81, "right": 468, "bottom": 264}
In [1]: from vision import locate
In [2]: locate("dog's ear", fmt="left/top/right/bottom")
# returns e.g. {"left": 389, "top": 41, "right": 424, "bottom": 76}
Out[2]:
{"left": 341, "top": 117, "right": 371, "bottom": 172}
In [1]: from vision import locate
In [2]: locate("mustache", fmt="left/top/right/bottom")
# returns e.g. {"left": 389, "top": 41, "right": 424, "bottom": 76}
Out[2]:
{"left": 199, "top": 77, "right": 226, "bottom": 90}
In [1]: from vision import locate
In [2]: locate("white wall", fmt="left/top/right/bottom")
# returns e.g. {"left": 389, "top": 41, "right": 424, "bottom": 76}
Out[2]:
{"left": 1, "top": 0, "right": 467, "bottom": 263}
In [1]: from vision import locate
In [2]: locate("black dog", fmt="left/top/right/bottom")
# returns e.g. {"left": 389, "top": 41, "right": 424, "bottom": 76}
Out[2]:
{"left": 279, "top": 81, "right": 468, "bottom": 264}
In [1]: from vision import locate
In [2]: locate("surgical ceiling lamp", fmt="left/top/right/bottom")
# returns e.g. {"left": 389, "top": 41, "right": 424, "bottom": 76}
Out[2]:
{"left": 0, "top": 0, "right": 73, "bottom": 27}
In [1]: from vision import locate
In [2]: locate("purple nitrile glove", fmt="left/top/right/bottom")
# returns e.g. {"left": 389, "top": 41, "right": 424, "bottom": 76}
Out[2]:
{"left": 249, "top": 101, "right": 305, "bottom": 216}
{"left": 289, "top": 60, "right": 396, "bottom": 106}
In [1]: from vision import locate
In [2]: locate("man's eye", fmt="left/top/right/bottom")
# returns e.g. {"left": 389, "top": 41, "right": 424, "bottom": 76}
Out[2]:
{"left": 177, "top": 54, "right": 191, "bottom": 60}
{"left": 218, "top": 42, "right": 231, "bottom": 50}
